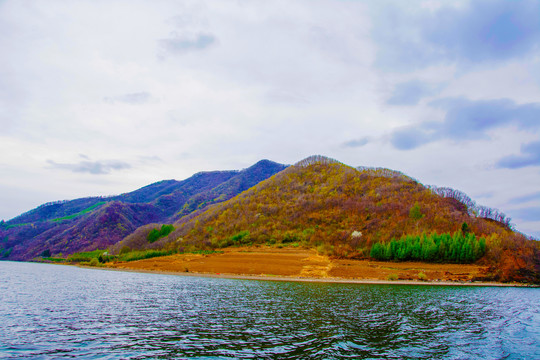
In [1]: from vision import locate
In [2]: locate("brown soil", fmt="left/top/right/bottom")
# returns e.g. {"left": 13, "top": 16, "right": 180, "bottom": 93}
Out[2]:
{"left": 108, "top": 245, "right": 492, "bottom": 284}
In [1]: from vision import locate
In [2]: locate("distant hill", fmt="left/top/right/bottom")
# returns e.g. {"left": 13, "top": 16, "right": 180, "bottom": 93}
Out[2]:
{"left": 169, "top": 159, "right": 289, "bottom": 221}
{"left": 116, "top": 155, "right": 539, "bottom": 283}
{"left": 0, "top": 160, "right": 287, "bottom": 260}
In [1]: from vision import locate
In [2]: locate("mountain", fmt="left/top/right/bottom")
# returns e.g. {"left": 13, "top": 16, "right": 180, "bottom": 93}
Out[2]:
{"left": 116, "top": 156, "right": 539, "bottom": 283}
{"left": 0, "top": 160, "right": 287, "bottom": 260}
{"left": 169, "top": 159, "right": 289, "bottom": 221}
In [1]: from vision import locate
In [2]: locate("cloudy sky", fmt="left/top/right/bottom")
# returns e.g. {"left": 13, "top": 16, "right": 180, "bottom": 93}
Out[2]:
{"left": 1, "top": 0, "right": 539, "bottom": 238}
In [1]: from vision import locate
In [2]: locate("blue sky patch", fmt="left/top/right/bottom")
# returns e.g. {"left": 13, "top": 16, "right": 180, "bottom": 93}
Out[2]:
{"left": 373, "top": 0, "right": 540, "bottom": 70}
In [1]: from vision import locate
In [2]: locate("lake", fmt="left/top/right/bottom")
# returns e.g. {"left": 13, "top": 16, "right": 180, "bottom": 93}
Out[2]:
{"left": 0, "top": 261, "right": 538, "bottom": 359}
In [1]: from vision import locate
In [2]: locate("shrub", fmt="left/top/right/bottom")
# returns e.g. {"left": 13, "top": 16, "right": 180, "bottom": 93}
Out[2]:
{"left": 282, "top": 231, "right": 299, "bottom": 243}
{"left": 418, "top": 272, "right": 428, "bottom": 281}
{"left": 387, "top": 273, "right": 398, "bottom": 281}
{"left": 118, "top": 249, "right": 176, "bottom": 262}
{"left": 229, "top": 230, "right": 251, "bottom": 245}
{"left": 147, "top": 229, "right": 161, "bottom": 243}
{"left": 67, "top": 249, "right": 106, "bottom": 262}
{"left": 119, "top": 246, "right": 131, "bottom": 255}
{"left": 316, "top": 243, "right": 334, "bottom": 256}
{"left": 409, "top": 202, "right": 424, "bottom": 220}
{"left": 147, "top": 224, "right": 175, "bottom": 243}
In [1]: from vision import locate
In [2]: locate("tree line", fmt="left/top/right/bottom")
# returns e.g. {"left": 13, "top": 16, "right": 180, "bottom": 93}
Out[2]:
{"left": 356, "top": 166, "right": 418, "bottom": 183}
{"left": 370, "top": 230, "right": 486, "bottom": 263}
{"left": 295, "top": 155, "right": 342, "bottom": 167}
{"left": 427, "top": 186, "right": 511, "bottom": 226}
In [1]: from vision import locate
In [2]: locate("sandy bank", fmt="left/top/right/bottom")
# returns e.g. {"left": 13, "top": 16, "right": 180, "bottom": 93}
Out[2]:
{"left": 98, "top": 246, "right": 535, "bottom": 287}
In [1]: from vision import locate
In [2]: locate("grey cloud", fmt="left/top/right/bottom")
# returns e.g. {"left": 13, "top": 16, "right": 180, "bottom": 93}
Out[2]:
{"left": 423, "top": 0, "right": 540, "bottom": 63}
{"left": 510, "top": 206, "right": 540, "bottom": 222}
{"left": 496, "top": 140, "right": 540, "bottom": 169}
{"left": 47, "top": 159, "right": 131, "bottom": 175}
{"left": 473, "top": 192, "right": 494, "bottom": 200}
{"left": 509, "top": 191, "right": 540, "bottom": 204}
{"left": 265, "top": 90, "right": 310, "bottom": 104}
{"left": 104, "top": 92, "right": 151, "bottom": 104}
{"left": 167, "top": 14, "right": 201, "bottom": 28}
{"left": 159, "top": 33, "right": 216, "bottom": 55}
{"left": 390, "top": 97, "right": 540, "bottom": 150}
{"left": 137, "top": 155, "right": 163, "bottom": 164}
{"left": 429, "top": 98, "right": 532, "bottom": 140}
{"left": 390, "top": 127, "right": 433, "bottom": 151}
{"left": 373, "top": 0, "right": 540, "bottom": 71}
{"left": 342, "top": 137, "right": 370, "bottom": 148}
{"left": 387, "top": 80, "right": 433, "bottom": 106}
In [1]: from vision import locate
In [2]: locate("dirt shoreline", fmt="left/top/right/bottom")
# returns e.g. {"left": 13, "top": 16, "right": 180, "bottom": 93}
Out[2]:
{"left": 84, "top": 265, "right": 534, "bottom": 287}
{"left": 88, "top": 246, "right": 536, "bottom": 287}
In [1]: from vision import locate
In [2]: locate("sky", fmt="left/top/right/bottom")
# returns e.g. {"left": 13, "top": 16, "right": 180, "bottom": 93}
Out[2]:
{"left": 1, "top": 0, "right": 539, "bottom": 238}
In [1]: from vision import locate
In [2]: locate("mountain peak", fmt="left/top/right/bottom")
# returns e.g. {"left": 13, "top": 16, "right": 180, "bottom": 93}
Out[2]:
{"left": 294, "top": 155, "right": 342, "bottom": 167}
{"left": 1, "top": 159, "right": 287, "bottom": 260}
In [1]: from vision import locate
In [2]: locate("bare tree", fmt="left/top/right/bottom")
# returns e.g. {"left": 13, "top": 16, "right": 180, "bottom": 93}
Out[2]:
{"left": 428, "top": 185, "right": 512, "bottom": 226}
{"left": 295, "top": 155, "right": 342, "bottom": 167}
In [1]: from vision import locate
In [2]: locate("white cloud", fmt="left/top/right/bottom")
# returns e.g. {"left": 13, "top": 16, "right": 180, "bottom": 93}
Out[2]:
{"left": 0, "top": 0, "right": 539, "bottom": 238}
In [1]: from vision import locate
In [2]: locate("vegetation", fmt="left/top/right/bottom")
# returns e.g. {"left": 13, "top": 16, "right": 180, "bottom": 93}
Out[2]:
{"left": 427, "top": 186, "right": 512, "bottom": 226}
{"left": 67, "top": 249, "right": 110, "bottom": 263}
{"left": 45, "top": 247, "right": 224, "bottom": 265}
{"left": 50, "top": 202, "right": 106, "bottom": 222}
{"left": 1, "top": 247, "right": 12, "bottom": 258}
{"left": 1, "top": 160, "right": 286, "bottom": 261}
{"left": 369, "top": 231, "right": 486, "bottom": 263}
{"left": 162, "top": 160, "right": 485, "bottom": 257}
{"left": 119, "top": 156, "right": 537, "bottom": 284}
{"left": 3, "top": 222, "right": 33, "bottom": 229}
{"left": 117, "top": 249, "right": 177, "bottom": 262}
{"left": 409, "top": 203, "right": 424, "bottom": 221}
{"left": 171, "top": 160, "right": 288, "bottom": 220}
{"left": 147, "top": 224, "right": 175, "bottom": 243}
{"left": 7, "top": 197, "right": 109, "bottom": 225}
{"left": 3, "top": 155, "right": 539, "bottom": 284}
{"left": 57, "top": 248, "right": 164, "bottom": 263}
{"left": 87, "top": 257, "right": 100, "bottom": 267}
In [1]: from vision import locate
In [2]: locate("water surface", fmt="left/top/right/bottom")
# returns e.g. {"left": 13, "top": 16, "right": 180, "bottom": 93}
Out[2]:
{"left": 0, "top": 261, "right": 538, "bottom": 359}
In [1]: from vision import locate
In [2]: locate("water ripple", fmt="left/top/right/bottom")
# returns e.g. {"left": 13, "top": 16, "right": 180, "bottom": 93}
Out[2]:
{"left": 0, "top": 262, "right": 538, "bottom": 359}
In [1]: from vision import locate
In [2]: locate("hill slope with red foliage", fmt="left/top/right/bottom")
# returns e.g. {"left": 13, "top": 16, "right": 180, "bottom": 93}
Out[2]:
{"left": 118, "top": 156, "right": 539, "bottom": 283}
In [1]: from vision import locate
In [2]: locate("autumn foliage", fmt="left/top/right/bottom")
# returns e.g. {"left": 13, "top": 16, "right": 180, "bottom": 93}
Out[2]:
{"left": 0, "top": 160, "right": 286, "bottom": 260}
{"left": 108, "top": 156, "right": 539, "bottom": 283}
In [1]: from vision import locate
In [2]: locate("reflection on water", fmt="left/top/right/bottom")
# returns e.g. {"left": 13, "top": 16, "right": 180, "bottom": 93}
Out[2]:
{"left": 0, "top": 261, "right": 538, "bottom": 359}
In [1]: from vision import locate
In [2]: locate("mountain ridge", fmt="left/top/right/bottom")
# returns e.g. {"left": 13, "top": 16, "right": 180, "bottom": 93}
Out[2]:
{"left": 114, "top": 155, "right": 539, "bottom": 283}
{"left": 0, "top": 160, "right": 287, "bottom": 260}
{"left": 2, "top": 155, "right": 538, "bottom": 283}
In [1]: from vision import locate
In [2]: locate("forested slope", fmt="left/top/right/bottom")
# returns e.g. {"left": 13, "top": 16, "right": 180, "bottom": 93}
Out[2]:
{"left": 0, "top": 160, "right": 286, "bottom": 260}
{"left": 118, "top": 156, "right": 539, "bottom": 283}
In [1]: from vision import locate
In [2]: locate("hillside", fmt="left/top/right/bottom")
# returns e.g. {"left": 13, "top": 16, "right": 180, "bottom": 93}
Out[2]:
{"left": 0, "top": 160, "right": 287, "bottom": 260}
{"left": 116, "top": 156, "right": 539, "bottom": 283}
{"left": 169, "top": 159, "right": 288, "bottom": 221}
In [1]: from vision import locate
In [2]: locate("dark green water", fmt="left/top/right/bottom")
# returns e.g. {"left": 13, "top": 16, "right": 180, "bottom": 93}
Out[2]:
{"left": 0, "top": 261, "right": 538, "bottom": 359}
